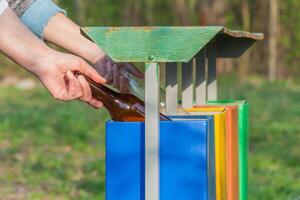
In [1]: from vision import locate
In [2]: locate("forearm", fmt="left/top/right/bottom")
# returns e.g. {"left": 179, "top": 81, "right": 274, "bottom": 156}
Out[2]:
{"left": 44, "top": 13, "right": 105, "bottom": 64}
{"left": 16, "top": 0, "right": 105, "bottom": 64}
{"left": 0, "top": 8, "right": 51, "bottom": 73}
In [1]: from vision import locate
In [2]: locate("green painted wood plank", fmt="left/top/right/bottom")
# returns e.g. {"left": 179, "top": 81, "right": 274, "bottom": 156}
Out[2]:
{"left": 81, "top": 26, "right": 221, "bottom": 62}
{"left": 81, "top": 26, "right": 263, "bottom": 62}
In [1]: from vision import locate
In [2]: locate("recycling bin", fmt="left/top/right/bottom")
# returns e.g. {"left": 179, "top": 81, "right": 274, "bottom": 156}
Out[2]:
{"left": 194, "top": 105, "right": 239, "bottom": 200}
{"left": 187, "top": 108, "right": 227, "bottom": 200}
{"left": 207, "top": 100, "right": 249, "bottom": 200}
{"left": 81, "top": 26, "right": 263, "bottom": 200}
{"left": 106, "top": 116, "right": 215, "bottom": 200}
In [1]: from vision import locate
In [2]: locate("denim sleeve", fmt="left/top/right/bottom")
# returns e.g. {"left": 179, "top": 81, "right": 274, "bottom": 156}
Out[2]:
{"left": 20, "top": 0, "right": 66, "bottom": 38}
{"left": 0, "top": 0, "right": 8, "bottom": 16}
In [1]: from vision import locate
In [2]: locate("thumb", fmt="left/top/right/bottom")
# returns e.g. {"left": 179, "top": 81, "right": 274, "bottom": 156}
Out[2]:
{"left": 81, "top": 60, "right": 106, "bottom": 84}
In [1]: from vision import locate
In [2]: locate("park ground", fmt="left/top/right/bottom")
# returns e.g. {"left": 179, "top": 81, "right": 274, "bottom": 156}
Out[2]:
{"left": 0, "top": 74, "right": 300, "bottom": 199}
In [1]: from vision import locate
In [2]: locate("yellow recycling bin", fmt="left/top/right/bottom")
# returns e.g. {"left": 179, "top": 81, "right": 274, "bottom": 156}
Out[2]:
{"left": 187, "top": 107, "right": 227, "bottom": 200}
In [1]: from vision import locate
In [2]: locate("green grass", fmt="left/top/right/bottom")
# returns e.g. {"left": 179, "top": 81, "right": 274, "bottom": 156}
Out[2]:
{"left": 0, "top": 86, "right": 109, "bottom": 200}
{"left": 219, "top": 74, "right": 300, "bottom": 200}
{"left": 0, "top": 74, "right": 300, "bottom": 199}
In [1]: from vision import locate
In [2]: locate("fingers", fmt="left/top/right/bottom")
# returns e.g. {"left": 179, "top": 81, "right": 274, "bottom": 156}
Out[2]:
{"left": 65, "top": 71, "right": 83, "bottom": 100}
{"left": 87, "top": 98, "right": 103, "bottom": 109}
{"left": 81, "top": 60, "right": 106, "bottom": 84}
{"left": 77, "top": 75, "right": 92, "bottom": 102}
{"left": 123, "top": 62, "right": 144, "bottom": 79}
{"left": 68, "top": 72, "right": 103, "bottom": 109}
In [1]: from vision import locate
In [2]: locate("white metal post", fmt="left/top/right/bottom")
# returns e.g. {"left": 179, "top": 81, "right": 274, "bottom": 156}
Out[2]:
{"left": 145, "top": 62, "right": 160, "bottom": 200}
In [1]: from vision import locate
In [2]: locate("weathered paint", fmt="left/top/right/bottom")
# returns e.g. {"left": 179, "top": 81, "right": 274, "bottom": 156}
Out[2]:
{"left": 81, "top": 26, "right": 263, "bottom": 63}
{"left": 82, "top": 26, "right": 221, "bottom": 62}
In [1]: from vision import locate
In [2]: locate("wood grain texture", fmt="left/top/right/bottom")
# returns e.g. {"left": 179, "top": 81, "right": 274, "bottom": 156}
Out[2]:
{"left": 81, "top": 26, "right": 263, "bottom": 62}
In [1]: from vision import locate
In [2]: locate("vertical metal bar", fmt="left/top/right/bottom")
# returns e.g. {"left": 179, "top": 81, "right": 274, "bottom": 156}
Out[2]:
{"left": 166, "top": 62, "right": 178, "bottom": 115}
{"left": 195, "top": 48, "right": 207, "bottom": 105}
{"left": 182, "top": 60, "right": 194, "bottom": 108}
{"left": 145, "top": 62, "right": 160, "bottom": 200}
{"left": 207, "top": 40, "right": 218, "bottom": 101}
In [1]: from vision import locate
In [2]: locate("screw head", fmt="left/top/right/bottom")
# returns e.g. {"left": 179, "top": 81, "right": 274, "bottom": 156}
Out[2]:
{"left": 147, "top": 55, "right": 155, "bottom": 61}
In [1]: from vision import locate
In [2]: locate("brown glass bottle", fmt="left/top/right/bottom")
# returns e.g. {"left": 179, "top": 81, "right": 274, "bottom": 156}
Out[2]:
{"left": 74, "top": 71, "right": 170, "bottom": 122}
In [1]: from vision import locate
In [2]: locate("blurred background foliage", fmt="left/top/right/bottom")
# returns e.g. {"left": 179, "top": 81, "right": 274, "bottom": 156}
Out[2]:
{"left": 1, "top": 0, "right": 300, "bottom": 199}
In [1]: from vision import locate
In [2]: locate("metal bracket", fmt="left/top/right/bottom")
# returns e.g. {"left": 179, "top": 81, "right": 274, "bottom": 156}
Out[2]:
{"left": 195, "top": 49, "right": 207, "bottom": 104}
{"left": 182, "top": 60, "right": 194, "bottom": 108}
{"left": 207, "top": 40, "right": 218, "bottom": 101}
{"left": 166, "top": 62, "right": 178, "bottom": 115}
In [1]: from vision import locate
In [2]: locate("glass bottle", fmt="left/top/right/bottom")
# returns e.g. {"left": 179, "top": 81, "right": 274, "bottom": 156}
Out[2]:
{"left": 119, "top": 68, "right": 190, "bottom": 115}
{"left": 74, "top": 71, "right": 170, "bottom": 122}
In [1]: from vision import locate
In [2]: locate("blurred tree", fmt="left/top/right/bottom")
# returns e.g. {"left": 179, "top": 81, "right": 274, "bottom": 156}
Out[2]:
{"left": 173, "top": 0, "right": 190, "bottom": 25}
{"left": 239, "top": 0, "right": 251, "bottom": 78}
{"left": 268, "top": 0, "right": 278, "bottom": 81}
{"left": 73, "top": 0, "right": 85, "bottom": 25}
{"left": 8, "top": 0, "right": 298, "bottom": 80}
{"left": 197, "top": 0, "right": 225, "bottom": 25}
{"left": 145, "top": 0, "right": 154, "bottom": 23}
{"left": 280, "top": 0, "right": 300, "bottom": 78}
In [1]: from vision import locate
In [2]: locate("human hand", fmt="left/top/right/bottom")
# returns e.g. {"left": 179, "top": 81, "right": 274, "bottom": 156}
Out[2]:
{"left": 32, "top": 49, "right": 106, "bottom": 108}
{"left": 93, "top": 56, "right": 143, "bottom": 92}
{"left": 42, "top": 13, "right": 143, "bottom": 93}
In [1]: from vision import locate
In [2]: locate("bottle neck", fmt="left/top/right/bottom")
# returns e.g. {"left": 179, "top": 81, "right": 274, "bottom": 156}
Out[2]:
{"left": 88, "top": 80, "right": 119, "bottom": 108}
{"left": 74, "top": 71, "right": 119, "bottom": 108}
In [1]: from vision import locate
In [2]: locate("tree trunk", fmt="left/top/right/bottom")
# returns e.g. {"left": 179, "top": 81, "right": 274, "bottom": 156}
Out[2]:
{"left": 197, "top": 0, "right": 226, "bottom": 75}
{"left": 238, "top": 0, "right": 251, "bottom": 78}
{"left": 197, "top": 0, "right": 210, "bottom": 26}
{"left": 73, "top": 0, "right": 85, "bottom": 25}
{"left": 173, "top": 0, "right": 190, "bottom": 25}
{"left": 268, "top": 0, "right": 278, "bottom": 81}
{"left": 145, "top": 0, "right": 154, "bottom": 24}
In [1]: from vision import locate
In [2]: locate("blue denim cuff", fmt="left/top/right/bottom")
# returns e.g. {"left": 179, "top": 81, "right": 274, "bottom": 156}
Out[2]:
{"left": 20, "top": 0, "right": 66, "bottom": 38}
{"left": 0, "top": 0, "right": 8, "bottom": 16}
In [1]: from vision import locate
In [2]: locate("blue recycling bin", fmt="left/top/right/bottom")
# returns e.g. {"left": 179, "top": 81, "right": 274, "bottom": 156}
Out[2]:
{"left": 105, "top": 116, "right": 216, "bottom": 200}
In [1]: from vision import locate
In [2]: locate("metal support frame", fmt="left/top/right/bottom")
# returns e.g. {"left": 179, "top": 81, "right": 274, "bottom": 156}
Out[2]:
{"left": 182, "top": 60, "right": 194, "bottom": 108}
{"left": 144, "top": 40, "right": 218, "bottom": 200}
{"left": 145, "top": 62, "right": 160, "bottom": 200}
{"left": 207, "top": 40, "right": 218, "bottom": 101}
{"left": 166, "top": 62, "right": 178, "bottom": 115}
{"left": 195, "top": 49, "right": 207, "bottom": 104}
